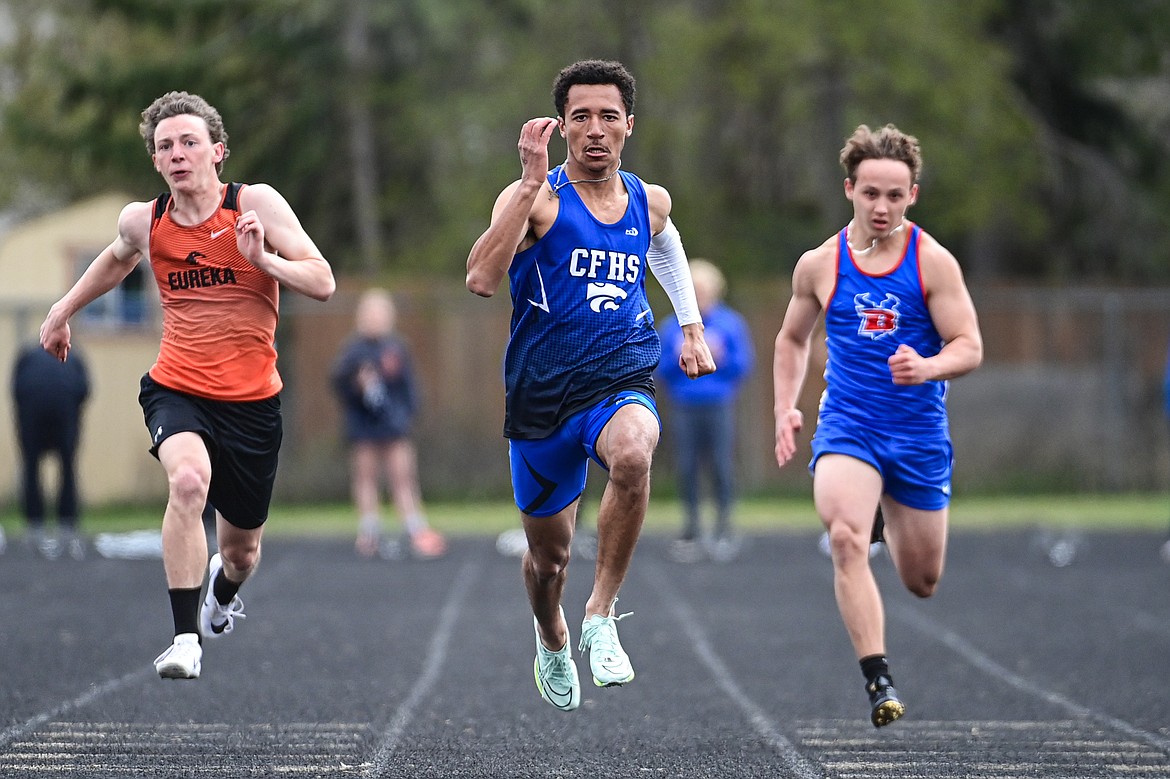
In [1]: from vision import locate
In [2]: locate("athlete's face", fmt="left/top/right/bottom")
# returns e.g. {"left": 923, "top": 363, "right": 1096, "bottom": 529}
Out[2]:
{"left": 558, "top": 83, "right": 633, "bottom": 175}
{"left": 845, "top": 158, "right": 918, "bottom": 240}
{"left": 151, "top": 114, "right": 225, "bottom": 191}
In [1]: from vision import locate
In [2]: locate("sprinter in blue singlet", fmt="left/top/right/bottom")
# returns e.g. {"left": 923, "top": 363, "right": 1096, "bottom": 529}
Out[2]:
{"left": 466, "top": 60, "right": 715, "bottom": 712}
{"left": 773, "top": 124, "right": 983, "bottom": 728}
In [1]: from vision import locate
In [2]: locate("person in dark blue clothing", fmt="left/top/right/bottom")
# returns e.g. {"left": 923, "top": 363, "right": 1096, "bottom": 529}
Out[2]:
{"left": 332, "top": 289, "right": 446, "bottom": 560}
{"left": 657, "top": 259, "right": 754, "bottom": 562}
{"left": 1162, "top": 344, "right": 1170, "bottom": 563}
{"left": 465, "top": 60, "right": 716, "bottom": 711}
{"left": 11, "top": 341, "right": 90, "bottom": 559}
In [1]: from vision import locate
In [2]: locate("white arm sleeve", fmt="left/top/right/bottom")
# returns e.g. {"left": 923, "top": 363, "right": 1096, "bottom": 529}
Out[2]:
{"left": 646, "top": 218, "right": 702, "bottom": 326}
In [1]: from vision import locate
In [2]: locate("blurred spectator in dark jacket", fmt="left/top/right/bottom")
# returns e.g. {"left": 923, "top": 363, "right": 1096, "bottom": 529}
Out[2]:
{"left": 332, "top": 289, "right": 446, "bottom": 560}
{"left": 1162, "top": 342, "right": 1170, "bottom": 563}
{"left": 11, "top": 342, "right": 90, "bottom": 559}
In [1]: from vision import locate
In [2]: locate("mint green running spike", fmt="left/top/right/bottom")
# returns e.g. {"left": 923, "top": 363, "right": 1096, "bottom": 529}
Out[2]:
{"left": 578, "top": 601, "right": 634, "bottom": 687}
{"left": 533, "top": 609, "right": 580, "bottom": 711}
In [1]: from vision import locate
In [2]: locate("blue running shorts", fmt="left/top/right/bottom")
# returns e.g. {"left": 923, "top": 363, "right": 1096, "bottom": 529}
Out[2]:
{"left": 809, "top": 416, "right": 953, "bottom": 511}
{"left": 509, "top": 390, "right": 660, "bottom": 518}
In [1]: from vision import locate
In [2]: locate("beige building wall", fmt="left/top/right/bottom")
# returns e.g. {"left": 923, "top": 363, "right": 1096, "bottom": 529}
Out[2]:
{"left": 0, "top": 193, "right": 167, "bottom": 513}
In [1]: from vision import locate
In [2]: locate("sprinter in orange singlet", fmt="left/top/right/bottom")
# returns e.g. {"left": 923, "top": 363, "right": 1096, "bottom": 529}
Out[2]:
{"left": 39, "top": 91, "right": 335, "bottom": 680}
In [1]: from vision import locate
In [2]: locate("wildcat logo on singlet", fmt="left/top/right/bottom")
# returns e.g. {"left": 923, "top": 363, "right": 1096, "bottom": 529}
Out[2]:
{"left": 569, "top": 247, "right": 641, "bottom": 312}
{"left": 854, "top": 292, "right": 900, "bottom": 339}
{"left": 167, "top": 264, "right": 239, "bottom": 291}
{"left": 588, "top": 283, "right": 628, "bottom": 312}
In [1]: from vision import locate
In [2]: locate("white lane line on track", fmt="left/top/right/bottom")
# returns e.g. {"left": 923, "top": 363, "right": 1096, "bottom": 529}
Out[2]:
{"left": 0, "top": 544, "right": 309, "bottom": 755}
{"left": 893, "top": 603, "right": 1170, "bottom": 755}
{"left": 366, "top": 556, "right": 482, "bottom": 776}
{"left": 645, "top": 561, "right": 825, "bottom": 779}
{"left": 0, "top": 667, "right": 153, "bottom": 751}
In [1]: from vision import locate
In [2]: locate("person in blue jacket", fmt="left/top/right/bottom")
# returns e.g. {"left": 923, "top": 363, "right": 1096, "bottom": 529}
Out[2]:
{"left": 658, "top": 259, "right": 754, "bottom": 562}
{"left": 1162, "top": 344, "right": 1170, "bottom": 563}
{"left": 332, "top": 289, "right": 446, "bottom": 560}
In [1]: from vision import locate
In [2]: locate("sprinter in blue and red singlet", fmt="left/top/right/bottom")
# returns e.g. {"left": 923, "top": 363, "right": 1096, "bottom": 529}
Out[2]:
{"left": 773, "top": 124, "right": 983, "bottom": 728}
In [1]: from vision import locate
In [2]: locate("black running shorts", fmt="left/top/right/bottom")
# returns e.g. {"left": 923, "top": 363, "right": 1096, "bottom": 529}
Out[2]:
{"left": 138, "top": 374, "right": 282, "bottom": 529}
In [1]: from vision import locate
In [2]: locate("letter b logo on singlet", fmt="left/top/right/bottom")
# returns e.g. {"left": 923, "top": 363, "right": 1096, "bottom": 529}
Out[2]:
{"left": 854, "top": 292, "right": 900, "bottom": 339}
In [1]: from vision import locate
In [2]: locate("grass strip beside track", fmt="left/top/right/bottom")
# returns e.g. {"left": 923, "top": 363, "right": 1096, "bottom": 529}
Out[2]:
{"left": 1, "top": 492, "right": 1167, "bottom": 539}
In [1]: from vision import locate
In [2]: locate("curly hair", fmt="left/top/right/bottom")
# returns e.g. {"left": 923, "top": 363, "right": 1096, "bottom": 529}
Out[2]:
{"left": 839, "top": 124, "right": 922, "bottom": 184}
{"left": 552, "top": 60, "right": 636, "bottom": 118}
{"left": 139, "top": 91, "right": 230, "bottom": 173}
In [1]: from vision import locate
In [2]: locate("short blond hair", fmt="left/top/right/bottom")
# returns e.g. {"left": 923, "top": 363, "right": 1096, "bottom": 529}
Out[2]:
{"left": 355, "top": 288, "right": 397, "bottom": 337}
{"left": 689, "top": 258, "right": 726, "bottom": 299}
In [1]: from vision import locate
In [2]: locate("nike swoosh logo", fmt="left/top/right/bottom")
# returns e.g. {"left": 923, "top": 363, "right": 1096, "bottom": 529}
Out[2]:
{"left": 210, "top": 227, "right": 231, "bottom": 239}
{"left": 540, "top": 678, "right": 573, "bottom": 706}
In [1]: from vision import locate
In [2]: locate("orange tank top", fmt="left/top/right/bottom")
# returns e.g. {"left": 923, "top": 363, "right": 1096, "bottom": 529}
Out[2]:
{"left": 147, "top": 183, "right": 282, "bottom": 401}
